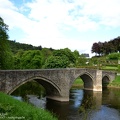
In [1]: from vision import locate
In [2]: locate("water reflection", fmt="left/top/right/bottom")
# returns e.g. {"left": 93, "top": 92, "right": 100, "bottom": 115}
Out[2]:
{"left": 68, "top": 89, "right": 120, "bottom": 120}
{"left": 46, "top": 100, "right": 69, "bottom": 120}
{"left": 12, "top": 88, "right": 120, "bottom": 120}
{"left": 27, "top": 95, "right": 46, "bottom": 109}
{"left": 68, "top": 90, "right": 102, "bottom": 120}
{"left": 47, "top": 89, "right": 120, "bottom": 120}
{"left": 102, "top": 88, "right": 120, "bottom": 110}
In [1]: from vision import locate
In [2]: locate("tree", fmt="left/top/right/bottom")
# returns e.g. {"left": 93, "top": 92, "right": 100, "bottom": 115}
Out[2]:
{"left": 20, "top": 50, "right": 43, "bottom": 69}
{"left": 41, "top": 48, "right": 53, "bottom": 66}
{"left": 73, "top": 50, "right": 80, "bottom": 59}
{"left": 0, "top": 17, "right": 13, "bottom": 69}
{"left": 76, "top": 55, "right": 87, "bottom": 67}
{"left": 91, "top": 42, "right": 103, "bottom": 56}
{"left": 44, "top": 55, "right": 69, "bottom": 68}
{"left": 53, "top": 48, "right": 76, "bottom": 65}
{"left": 14, "top": 49, "right": 24, "bottom": 69}
{"left": 44, "top": 48, "right": 76, "bottom": 68}
{"left": 91, "top": 42, "right": 101, "bottom": 56}
{"left": 91, "top": 36, "right": 120, "bottom": 56}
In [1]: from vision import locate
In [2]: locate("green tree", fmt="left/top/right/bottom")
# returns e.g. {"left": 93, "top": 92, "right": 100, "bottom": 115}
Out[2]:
{"left": 77, "top": 55, "right": 87, "bottom": 67}
{"left": 41, "top": 48, "right": 53, "bottom": 65}
{"left": 20, "top": 50, "right": 43, "bottom": 69}
{"left": 14, "top": 49, "right": 24, "bottom": 69}
{"left": 44, "top": 48, "right": 76, "bottom": 68}
{"left": 53, "top": 48, "right": 76, "bottom": 65}
{"left": 73, "top": 50, "right": 80, "bottom": 59}
{"left": 73, "top": 50, "right": 81, "bottom": 67}
{"left": 0, "top": 17, "right": 13, "bottom": 69}
{"left": 44, "top": 55, "right": 69, "bottom": 68}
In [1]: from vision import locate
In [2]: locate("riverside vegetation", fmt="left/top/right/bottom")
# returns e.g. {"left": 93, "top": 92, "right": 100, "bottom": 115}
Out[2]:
{"left": 0, "top": 92, "right": 57, "bottom": 120}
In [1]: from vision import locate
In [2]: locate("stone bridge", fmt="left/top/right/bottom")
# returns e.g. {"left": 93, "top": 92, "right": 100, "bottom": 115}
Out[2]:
{"left": 0, "top": 68, "right": 116, "bottom": 102}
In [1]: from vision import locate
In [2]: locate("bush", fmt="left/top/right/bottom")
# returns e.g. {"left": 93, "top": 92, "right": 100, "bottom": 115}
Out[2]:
{"left": 107, "top": 53, "right": 120, "bottom": 60}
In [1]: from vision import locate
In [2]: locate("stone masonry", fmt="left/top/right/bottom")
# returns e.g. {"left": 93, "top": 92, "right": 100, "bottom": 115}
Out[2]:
{"left": 0, "top": 68, "right": 116, "bottom": 102}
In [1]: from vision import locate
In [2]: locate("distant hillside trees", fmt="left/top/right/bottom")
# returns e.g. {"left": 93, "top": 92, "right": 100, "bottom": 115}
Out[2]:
{"left": 91, "top": 36, "right": 120, "bottom": 56}
{"left": 8, "top": 40, "right": 43, "bottom": 53}
{"left": 14, "top": 49, "right": 53, "bottom": 69}
{"left": 0, "top": 17, "right": 13, "bottom": 69}
{"left": 12, "top": 44, "right": 88, "bottom": 69}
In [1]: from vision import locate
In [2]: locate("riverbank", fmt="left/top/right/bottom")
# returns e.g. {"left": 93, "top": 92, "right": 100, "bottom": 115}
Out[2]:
{"left": 108, "top": 75, "right": 120, "bottom": 88}
{"left": 0, "top": 92, "right": 57, "bottom": 120}
{"left": 72, "top": 78, "right": 83, "bottom": 88}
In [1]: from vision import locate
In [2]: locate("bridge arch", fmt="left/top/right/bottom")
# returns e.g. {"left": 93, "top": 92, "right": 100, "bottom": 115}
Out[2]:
{"left": 0, "top": 69, "right": 116, "bottom": 102}
{"left": 8, "top": 76, "right": 61, "bottom": 98}
{"left": 102, "top": 74, "right": 111, "bottom": 87}
{"left": 71, "top": 72, "right": 94, "bottom": 90}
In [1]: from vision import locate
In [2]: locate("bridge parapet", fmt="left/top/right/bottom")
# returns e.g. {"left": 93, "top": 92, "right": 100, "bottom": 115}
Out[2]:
{"left": 0, "top": 68, "right": 116, "bottom": 102}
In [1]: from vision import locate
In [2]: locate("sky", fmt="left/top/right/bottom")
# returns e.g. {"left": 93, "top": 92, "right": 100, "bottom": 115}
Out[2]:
{"left": 0, "top": 0, "right": 120, "bottom": 57}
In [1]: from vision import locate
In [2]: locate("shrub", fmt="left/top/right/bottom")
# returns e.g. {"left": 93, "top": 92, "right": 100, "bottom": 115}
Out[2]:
{"left": 107, "top": 53, "right": 120, "bottom": 60}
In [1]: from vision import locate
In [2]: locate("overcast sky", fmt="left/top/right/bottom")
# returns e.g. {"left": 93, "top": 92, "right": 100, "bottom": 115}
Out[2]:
{"left": 0, "top": 0, "right": 120, "bottom": 56}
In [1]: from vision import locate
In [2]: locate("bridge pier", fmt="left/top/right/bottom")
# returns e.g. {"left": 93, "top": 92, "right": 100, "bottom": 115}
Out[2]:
{"left": 93, "top": 70, "right": 102, "bottom": 91}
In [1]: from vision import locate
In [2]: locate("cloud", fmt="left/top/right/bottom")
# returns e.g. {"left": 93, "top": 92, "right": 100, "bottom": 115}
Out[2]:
{"left": 0, "top": 0, "right": 120, "bottom": 56}
{"left": 80, "top": 0, "right": 120, "bottom": 27}
{"left": 0, "top": 0, "right": 18, "bottom": 11}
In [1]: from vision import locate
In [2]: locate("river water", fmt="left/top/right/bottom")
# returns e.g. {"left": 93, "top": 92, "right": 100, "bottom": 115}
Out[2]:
{"left": 12, "top": 88, "right": 120, "bottom": 120}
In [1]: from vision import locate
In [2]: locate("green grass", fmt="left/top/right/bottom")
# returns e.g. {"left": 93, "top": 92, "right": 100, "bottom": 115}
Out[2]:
{"left": 102, "top": 66, "right": 118, "bottom": 70}
{"left": 0, "top": 92, "right": 57, "bottom": 120}
{"left": 109, "top": 75, "right": 120, "bottom": 87}
{"left": 72, "top": 78, "right": 83, "bottom": 87}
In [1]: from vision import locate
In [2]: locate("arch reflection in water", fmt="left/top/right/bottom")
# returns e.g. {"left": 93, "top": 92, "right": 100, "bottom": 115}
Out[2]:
{"left": 46, "top": 100, "right": 69, "bottom": 120}
{"left": 68, "top": 89, "right": 102, "bottom": 120}
{"left": 77, "top": 90, "right": 102, "bottom": 120}
{"left": 46, "top": 89, "right": 102, "bottom": 120}
{"left": 11, "top": 82, "right": 120, "bottom": 120}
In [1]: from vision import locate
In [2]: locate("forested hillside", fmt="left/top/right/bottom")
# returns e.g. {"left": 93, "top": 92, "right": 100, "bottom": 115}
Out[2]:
{"left": 7, "top": 40, "right": 82, "bottom": 69}
{"left": 7, "top": 39, "right": 88, "bottom": 69}
{"left": 8, "top": 40, "right": 43, "bottom": 53}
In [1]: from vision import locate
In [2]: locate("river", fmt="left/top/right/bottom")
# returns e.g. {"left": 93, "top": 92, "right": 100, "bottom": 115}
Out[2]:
{"left": 12, "top": 87, "right": 120, "bottom": 120}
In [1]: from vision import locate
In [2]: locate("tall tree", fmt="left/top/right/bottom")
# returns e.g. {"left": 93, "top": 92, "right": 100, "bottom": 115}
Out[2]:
{"left": 91, "top": 36, "right": 120, "bottom": 56}
{"left": 20, "top": 50, "right": 43, "bottom": 69}
{"left": 44, "top": 55, "right": 69, "bottom": 68}
{"left": 0, "top": 17, "right": 13, "bottom": 69}
{"left": 44, "top": 48, "right": 76, "bottom": 68}
{"left": 91, "top": 42, "right": 102, "bottom": 56}
{"left": 53, "top": 48, "right": 76, "bottom": 64}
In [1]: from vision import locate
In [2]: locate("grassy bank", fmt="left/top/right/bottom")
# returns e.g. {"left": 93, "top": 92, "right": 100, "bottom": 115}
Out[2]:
{"left": 72, "top": 78, "right": 83, "bottom": 87}
{"left": 108, "top": 75, "right": 120, "bottom": 88}
{"left": 102, "top": 66, "right": 118, "bottom": 71}
{"left": 0, "top": 92, "right": 57, "bottom": 120}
